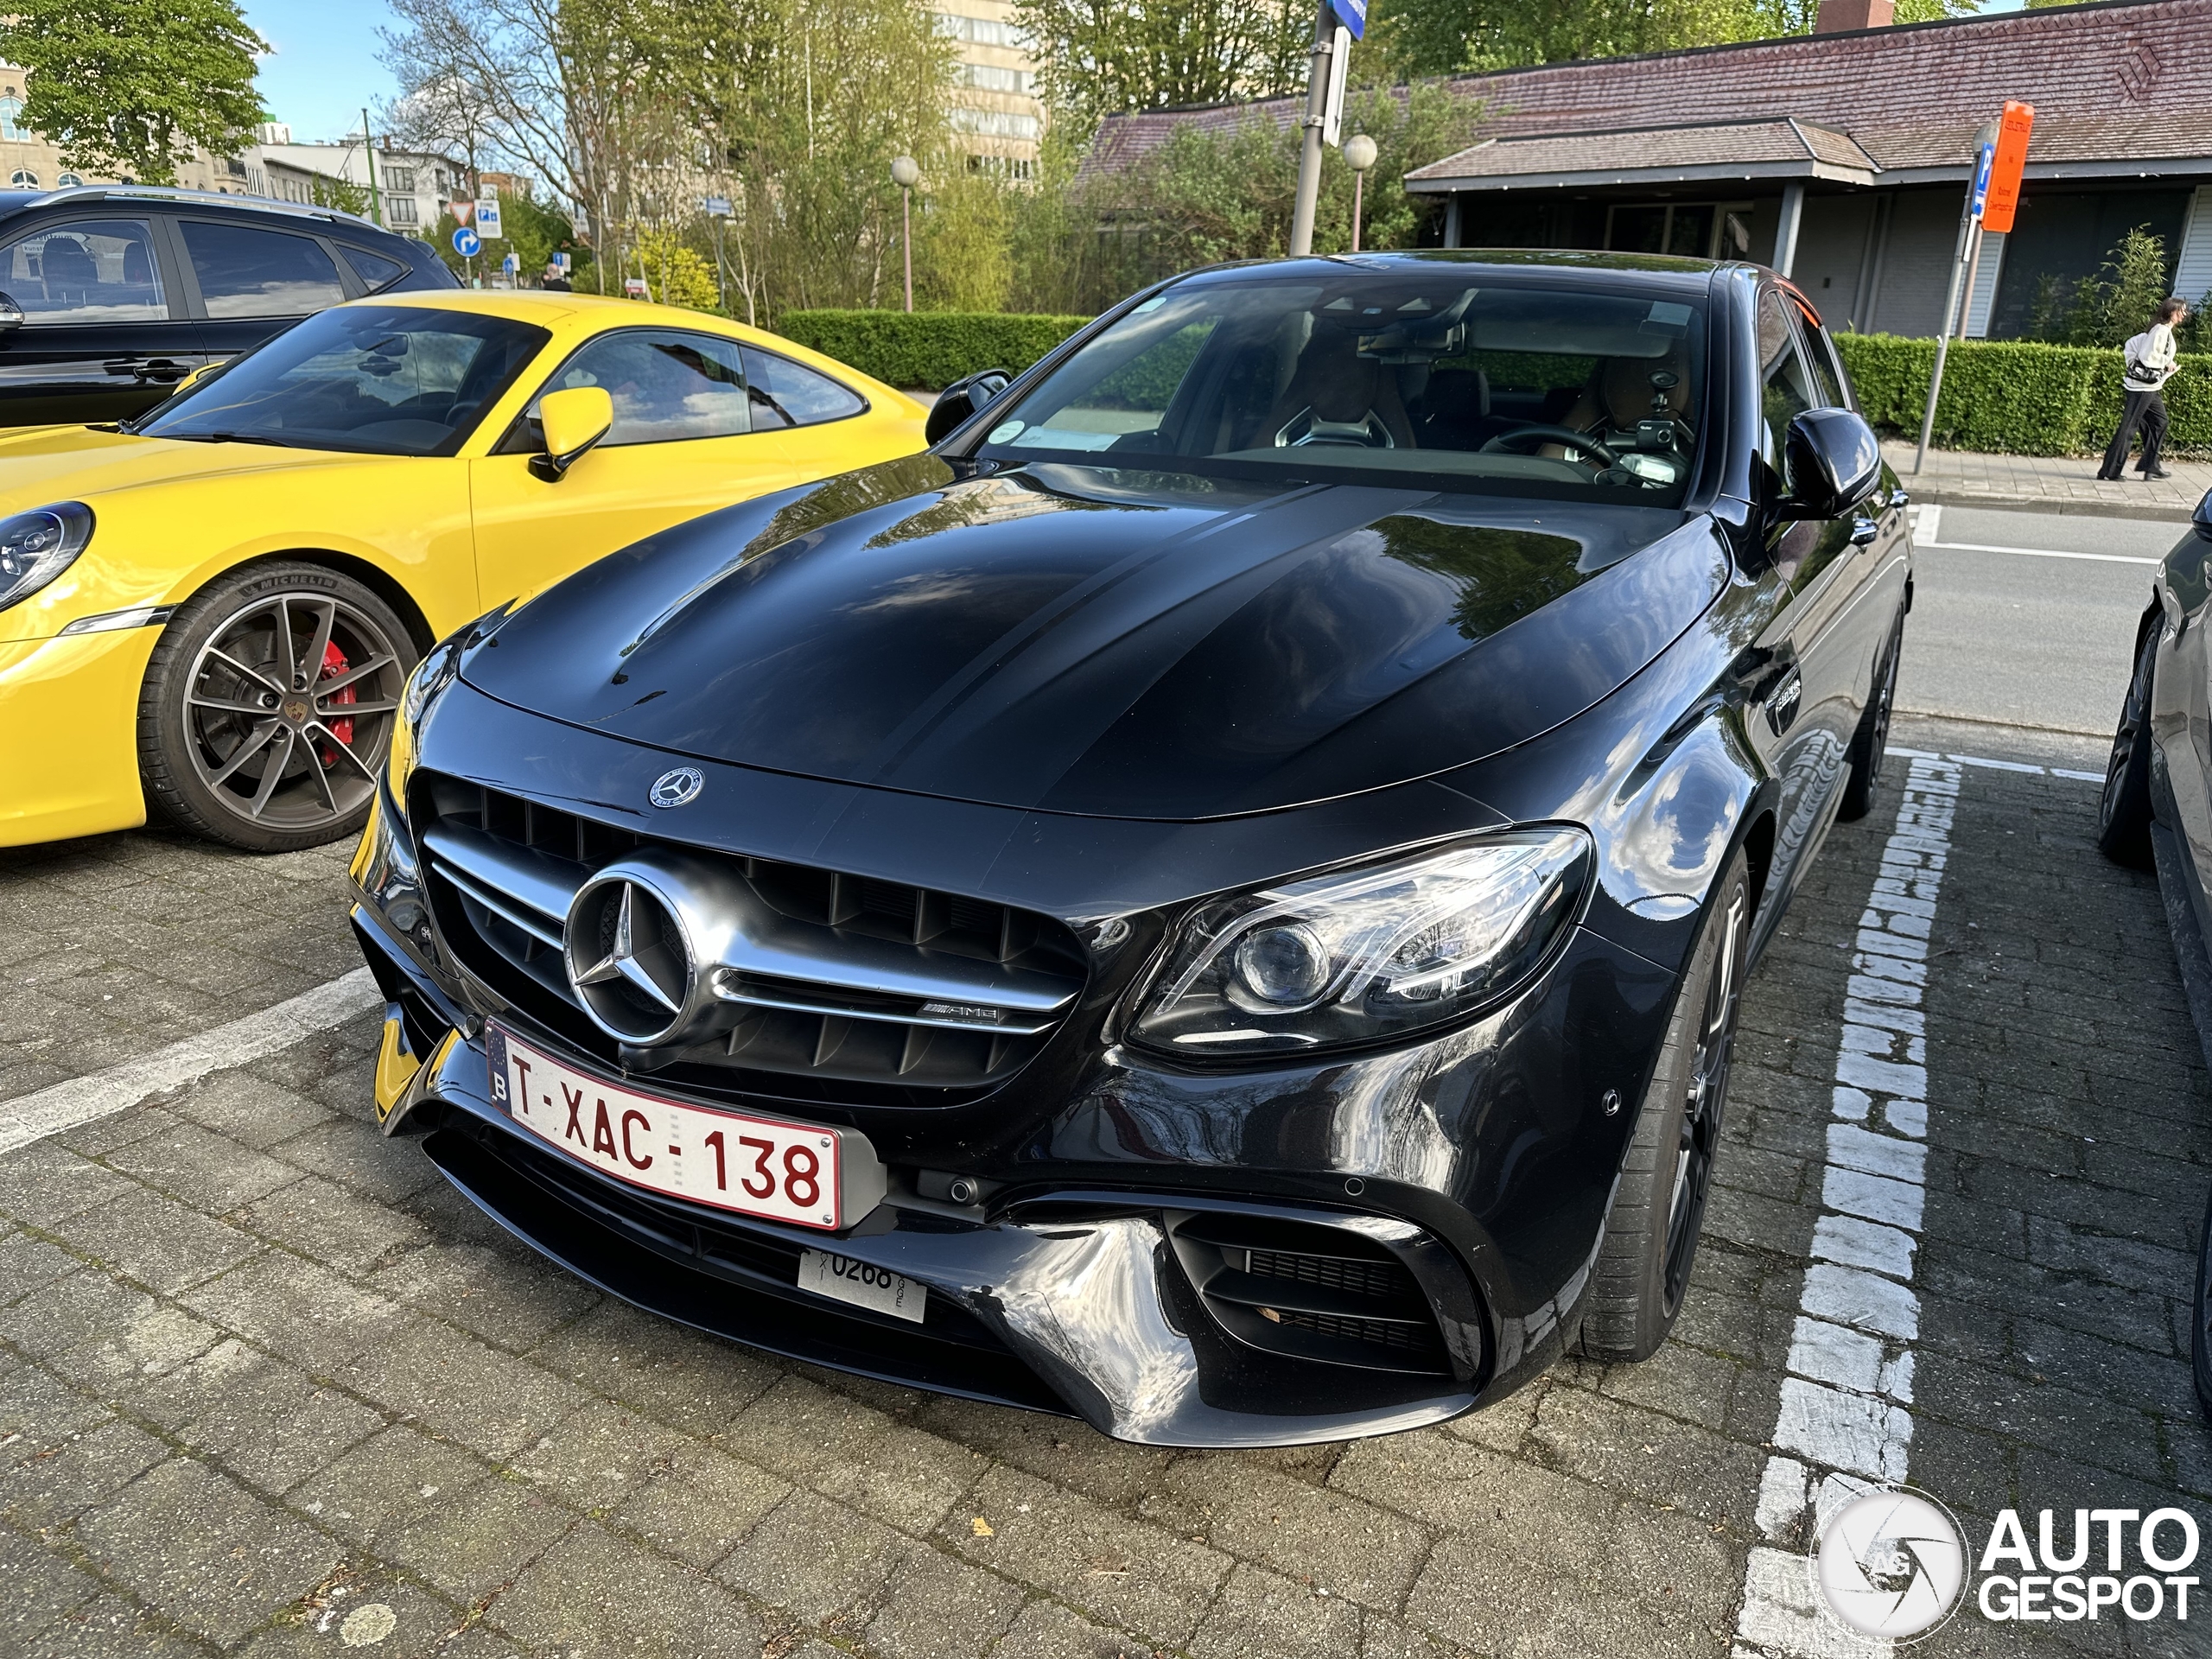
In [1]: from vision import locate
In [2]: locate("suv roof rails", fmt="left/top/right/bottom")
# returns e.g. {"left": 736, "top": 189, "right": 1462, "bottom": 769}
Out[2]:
{"left": 29, "top": 184, "right": 385, "bottom": 233}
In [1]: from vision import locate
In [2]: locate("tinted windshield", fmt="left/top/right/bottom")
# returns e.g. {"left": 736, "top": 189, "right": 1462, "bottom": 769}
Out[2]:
{"left": 136, "top": 305, "right": 548, "bottom": 456}
{"left": 976, "top": 270, "right": 1706, "bottom": 500}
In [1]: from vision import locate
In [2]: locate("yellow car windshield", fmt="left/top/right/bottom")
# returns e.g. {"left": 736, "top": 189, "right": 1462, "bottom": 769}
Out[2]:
{"left": 134, "top": 305, "right": 549, "bottom": 458}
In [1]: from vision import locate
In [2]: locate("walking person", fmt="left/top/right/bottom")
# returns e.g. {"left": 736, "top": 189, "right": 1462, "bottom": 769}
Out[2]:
{"left": 2100, "top": 296, "right": 2189, "bottom": 480}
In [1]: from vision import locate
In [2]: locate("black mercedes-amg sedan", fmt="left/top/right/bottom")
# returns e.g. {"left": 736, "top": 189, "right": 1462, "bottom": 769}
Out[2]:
{"left": 351, "top": 251, "right": 1912, "bottom": 1446}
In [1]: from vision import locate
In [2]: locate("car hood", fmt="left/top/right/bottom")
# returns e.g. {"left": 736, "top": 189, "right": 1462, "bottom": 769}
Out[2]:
{"left": 463, "top": 456, "right": 1730, "bottom": 820}
{"left": 0, "top": 423, "right": 410, "bottom": 512}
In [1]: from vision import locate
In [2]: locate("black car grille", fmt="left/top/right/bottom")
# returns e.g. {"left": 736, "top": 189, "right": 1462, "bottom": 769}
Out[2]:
{"left": 1170, "top": 1212, "right": 1451, "bottom": 1376}
{"left": 413, "top": 773, "right": 1087, "bottom": 1103}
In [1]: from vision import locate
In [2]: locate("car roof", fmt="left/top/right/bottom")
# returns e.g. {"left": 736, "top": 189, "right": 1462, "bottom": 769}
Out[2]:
{"left": 0, "top": 185, "right": 412, "bottom": 242}
{"left": 1177, "top": 248, "right": 1725, "bottom": 297}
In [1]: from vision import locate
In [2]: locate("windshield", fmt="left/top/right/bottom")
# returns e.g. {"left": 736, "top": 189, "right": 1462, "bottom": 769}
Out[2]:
{"left": 135, "top": 305, "right": 548, "bottom": 457}
{"left": 975, "top": 270, "right": 1707, "bottom": 501}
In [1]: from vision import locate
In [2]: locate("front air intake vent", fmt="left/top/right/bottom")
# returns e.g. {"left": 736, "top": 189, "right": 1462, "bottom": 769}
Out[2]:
{"left": 1169, "top": 1212, "right": 1451, "bottom": 1376}
{"left": 412, "top": 773, "right": 1087, "bottom": 1103}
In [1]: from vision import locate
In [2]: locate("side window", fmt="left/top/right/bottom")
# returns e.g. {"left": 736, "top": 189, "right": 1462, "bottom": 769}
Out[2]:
{"left": 0, "top": 219, "right": 167, "bottom": 323}
{"left": 533, "top": 329, "right": 753, "bottom": 446}
{"left": 340, "top": 246, "right": 408, "bottom": 292}
{"left": 1757, "top": 290, "right": 1817, "bottom": 463}
{"left": 1794, "top": 304, "right": 1852, "bottom": 410}
{"left": 740, "top": 346, "right": 868, "bottom": 429}
{"left": 181, "top": 220, "right": 346, "bottom": 318}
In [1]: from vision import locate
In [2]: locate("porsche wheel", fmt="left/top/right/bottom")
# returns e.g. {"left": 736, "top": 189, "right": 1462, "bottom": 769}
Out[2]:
{"left": 139, "top": 563, "right": 416, "bottom": 853}
{"left": 2096, "top": 624, "right": 2158, "bottom": 869}
{"left": 1579, "top": 846, "right": 1752, "bottom": 1362}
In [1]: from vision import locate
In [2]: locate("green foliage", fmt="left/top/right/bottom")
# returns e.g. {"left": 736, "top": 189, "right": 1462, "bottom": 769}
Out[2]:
{"left": 308, "top": 175, "right": 374, "bottom": 218}
{"left": 775, "top": 310, "right": 1090, "bottom": 391}
{"left": 1834, "top": 333, "right": 2212, "bottom": 458}
{"left": 913, "top": 165, "right": 1016, "bottom": 314}
{"left": 2063, "top": 226, "right": 2174, "bottom": 348}
{"left": 1065, "top": 83, "right": 1483, "bottom": 311}
{"left": 0, "top": 0, "right": 267, "bottom": 185}
{"left": 497, "top": 189, "right": 589, "bottom": 286}
{"left": 1013, "top": 0, "right": 1310, "bottom": 136}
{"left": 632, "top": 230, "right": 720, "bottom": 308}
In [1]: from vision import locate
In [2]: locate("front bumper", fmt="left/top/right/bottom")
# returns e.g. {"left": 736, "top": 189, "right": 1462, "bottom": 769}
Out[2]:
{"left": 0, "top": 626, "right": 158, "bottom": 846}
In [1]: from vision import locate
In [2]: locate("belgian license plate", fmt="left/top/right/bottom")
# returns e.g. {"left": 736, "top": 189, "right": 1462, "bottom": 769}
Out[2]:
{"left": 799, "top": 1249, "right": 927, "bottom": 1323}
{"left": 488, "top": 1025, "right": 864, "bottom": 1230}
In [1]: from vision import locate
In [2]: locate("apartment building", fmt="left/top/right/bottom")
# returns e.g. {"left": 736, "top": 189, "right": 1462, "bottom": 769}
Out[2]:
{"left": 934, "top": 1, "right": 1045, "bottom": 176}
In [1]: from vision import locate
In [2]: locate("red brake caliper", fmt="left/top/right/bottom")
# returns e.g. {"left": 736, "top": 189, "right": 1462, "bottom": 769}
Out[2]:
{"left": 315, "top": 640, "right": 355, "bottom": 766}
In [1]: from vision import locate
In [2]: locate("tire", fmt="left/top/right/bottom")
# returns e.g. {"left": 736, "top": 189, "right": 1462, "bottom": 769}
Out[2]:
{"left": 2097, "top": 624, "right": 2158, "bottom": 869}
{"left": 1836, "top": 608, "right": 1904, "bottom": 823}
{"left": 138, "top": 562, "right": 417, "bottom": 853}
{"left": 1579, "top": 846, "right": 1753, "bottom": 1362}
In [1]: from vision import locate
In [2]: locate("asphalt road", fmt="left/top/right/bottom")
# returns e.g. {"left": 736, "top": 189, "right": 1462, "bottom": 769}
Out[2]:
{"left": 1897, "top": 503, "right": 2181, "bottom": 739}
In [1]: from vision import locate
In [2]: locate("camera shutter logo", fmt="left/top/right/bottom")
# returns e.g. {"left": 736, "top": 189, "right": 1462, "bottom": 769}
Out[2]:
{"left": 649, "top": 766, "right": 704, "bottom": 809}
{"left": 1815, "top": 1487, "right": 1968, "bottom": 1640}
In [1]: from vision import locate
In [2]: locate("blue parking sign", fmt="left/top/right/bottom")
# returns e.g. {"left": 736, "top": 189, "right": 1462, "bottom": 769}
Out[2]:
{"left": 1332, "top": 0, "right": 1365, "bottom": 38}
{"left": 452, "top": 226, "right": 481, "bottom": 257}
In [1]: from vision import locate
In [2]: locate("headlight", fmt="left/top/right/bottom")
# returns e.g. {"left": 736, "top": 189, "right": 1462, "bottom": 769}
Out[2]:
{"left": 0, "top": 502, "right": 94, "bottom": 613}
{"left": 1131, "top": 828, "right": 1592, "bottom": 1058}
{"left": 387, "top": 603, "right": 510, "bottom": 799}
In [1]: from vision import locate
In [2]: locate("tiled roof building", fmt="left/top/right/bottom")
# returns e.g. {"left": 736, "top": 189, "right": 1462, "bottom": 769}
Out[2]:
{"left": 1089, "top": 0, "right": 2212, "bottom": 338}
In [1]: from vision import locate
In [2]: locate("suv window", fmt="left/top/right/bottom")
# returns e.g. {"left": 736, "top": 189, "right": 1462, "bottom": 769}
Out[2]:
{"left": 531, "top": 329, "right": 753, "bottom": 446}
{"left": 0, "top": 219, "right": 167, "bottom": 323}
{"left": 1758, "top": 289, "right": 1818, "bottom": 463}
{"left": 181, "top": 219, "right": 346, "bottom": 318}
{"left": 1792, "top": 301, "right": 1851, "bottom": 410}
{"left": 741, "top": 346, "right": 867, "bottom": 427}
{"left": 340, "top": 246, "right": 408, "bottom": 292}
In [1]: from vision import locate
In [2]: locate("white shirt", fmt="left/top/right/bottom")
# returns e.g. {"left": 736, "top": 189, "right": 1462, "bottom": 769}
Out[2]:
{"left": 2124, "top": 322, "right": 2178, "bottom": 391}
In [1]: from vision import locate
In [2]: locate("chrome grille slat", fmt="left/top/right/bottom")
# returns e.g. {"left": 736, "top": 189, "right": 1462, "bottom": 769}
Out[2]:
{"left": 416, "top": 774, "right": 1086, "bottom": 1094}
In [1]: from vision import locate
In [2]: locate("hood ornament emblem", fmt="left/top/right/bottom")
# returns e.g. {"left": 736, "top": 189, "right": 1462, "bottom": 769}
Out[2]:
{"left": 568, "top": 880, "right": 685, "bottom": 1018}
{"left": 649, "top": 766, "right": 704, "bottom": 809}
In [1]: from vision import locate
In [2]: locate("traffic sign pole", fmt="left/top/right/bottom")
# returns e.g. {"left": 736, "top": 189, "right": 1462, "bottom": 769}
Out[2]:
{"left": 1914, "top": 116, "right": 2013, "bottom": 475}
{"left": 1290, "top": 2, "right": 1362, "bottom": 257}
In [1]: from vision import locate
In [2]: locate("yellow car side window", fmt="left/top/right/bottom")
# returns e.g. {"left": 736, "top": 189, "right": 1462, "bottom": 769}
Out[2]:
{"left": 533, "top": 330, "right": 753, "bottom": 447}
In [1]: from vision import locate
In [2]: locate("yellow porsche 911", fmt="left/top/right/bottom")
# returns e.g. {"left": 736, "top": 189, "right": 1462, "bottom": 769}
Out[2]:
{"left": 0, "top": 291, "right": 928, "bottom": 851}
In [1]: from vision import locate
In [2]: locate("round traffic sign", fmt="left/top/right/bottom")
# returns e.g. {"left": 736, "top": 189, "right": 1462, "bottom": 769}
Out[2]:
{"left": 452, "top": 226, "right": 480, "bottom": 257}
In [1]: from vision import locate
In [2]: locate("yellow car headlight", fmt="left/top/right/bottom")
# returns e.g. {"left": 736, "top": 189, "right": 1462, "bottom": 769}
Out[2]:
{"left": 0, "top": 502, "right": 95, "bottom": 613}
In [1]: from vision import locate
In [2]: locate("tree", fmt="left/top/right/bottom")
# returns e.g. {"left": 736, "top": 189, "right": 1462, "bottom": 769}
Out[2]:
{"left": 1014, "top": 0, "right": 1310, "bottom": 134}
{"left": 0, "top": 0, "right": 266, "bottom": 184}
{"left": 2063, "top": 226, "right": 2173, "bottom": 348}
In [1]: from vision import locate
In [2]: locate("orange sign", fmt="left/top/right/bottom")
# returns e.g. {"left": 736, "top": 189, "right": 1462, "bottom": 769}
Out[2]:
{"left": 1980, "top": 100, "right": 2034, "bottom": 234}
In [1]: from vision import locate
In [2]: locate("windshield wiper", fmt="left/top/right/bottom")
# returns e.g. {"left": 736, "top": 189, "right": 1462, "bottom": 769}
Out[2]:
{"left": 155, "top": 430, "right": 293, "bottom": 448}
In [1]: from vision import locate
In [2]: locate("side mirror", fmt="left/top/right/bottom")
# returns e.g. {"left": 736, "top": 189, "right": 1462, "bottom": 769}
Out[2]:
{"left": 531, "top": 385, "right": 613, "bottom": 481}
{"left": 1778, "top": 407, "right": 1883, "bottom": 520}
{"left": 925, "top": 367, "right": 1013, "bottom": 447}
{"left": 0, "top": 291, "right": 22, "bottom": 334}
{"left": 2194, "top": 488, "right": 2212, "bottom": 543}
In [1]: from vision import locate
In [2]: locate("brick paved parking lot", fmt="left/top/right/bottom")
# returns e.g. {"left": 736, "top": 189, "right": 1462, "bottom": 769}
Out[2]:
{"left": 1, "top": 710, "right": 2206, "bottom": 1659}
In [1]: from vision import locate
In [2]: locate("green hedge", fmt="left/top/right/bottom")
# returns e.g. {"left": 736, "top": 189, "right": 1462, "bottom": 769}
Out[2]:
{"left": 1834, "top": 333, "right": 2212, "bottom": 458}
{"left": 776, "top": 310, "right": 1089, "bottom": 392}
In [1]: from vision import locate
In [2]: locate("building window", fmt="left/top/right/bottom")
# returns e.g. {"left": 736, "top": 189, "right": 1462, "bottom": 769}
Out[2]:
{"left": 385, "top": 167, "right": 416, "bottom": 193}
{"left": 958, "top": 62, "right": 1033, "bottom": 94}
{"left": 1604, "top": 201, "right": 1751, "bottom": 261}
{"left": 9, "top": 169, "right": 37, "bottom": 189}
{"left": 935, "top": 12, "right": 1028, "bottom": 48}
{"left": 950, "top": 108, "right": 1040, "bottom": 140}
{"left": 55, "top": 172, "right": 79, "bottom": 188}
{"left": 389, "top": 196, "right": 419, "bottom": 226}
{"left": 0, "top": 97, "right": 23, "bottom": 143}
{"left": 967, "top": 154, "right": 1036, "bottom": 181}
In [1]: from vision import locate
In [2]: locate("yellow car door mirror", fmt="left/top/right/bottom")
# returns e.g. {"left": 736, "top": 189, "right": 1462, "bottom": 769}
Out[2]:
{"left": 532, "top": 386, "right": 614, "bottom": 481}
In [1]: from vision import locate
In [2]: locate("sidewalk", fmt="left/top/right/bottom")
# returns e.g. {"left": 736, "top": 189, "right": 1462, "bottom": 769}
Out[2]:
{"left": 1881, "top": 439, "right": 2211, "bottom": 522}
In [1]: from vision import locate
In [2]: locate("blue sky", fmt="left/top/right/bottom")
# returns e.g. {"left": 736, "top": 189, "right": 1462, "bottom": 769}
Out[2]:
{"left": 244, "top": 0, "right": 402, "bottom": 144}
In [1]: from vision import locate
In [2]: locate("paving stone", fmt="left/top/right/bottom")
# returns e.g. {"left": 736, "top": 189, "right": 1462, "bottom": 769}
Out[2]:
{"left": 1139, "top": 1452, "right": 1430, "bottom": 1611}
{"left": 230, "top": 1565, "right": 498, "bottom": 1659}
{"left": 348, "top": 1320, "right": 590, "bottom": 1460}
{"left": 0, "top": 1522, "right": 104, "bottom": 1650}
{"left": 0, "top": 1141, "right": 141, "bottom": 1227}
{"left": 176, "top": 1251, "right": 414, "bottom": 1376}
{"left": 486, "top": 1519, "right": 763, "bottom": 1657}
{"left": 947, "top": 1465, "right": 1230, "bottom": 1649}
{"left": 611, "top": 1440, "right": 791, "bottom": 1567}
{"left": 45, "top": 1182, "right": 264, "bottom": 1294}
{"left": 985, "top": 1599, "right": 1153, "bottom": 1659}
{"left": 714, "top": 1488, "right": 914, "bottom": 1625}
{"left": 861, "top": 1540, "right": 1029, "bottom": 1659}
{"left": 2, "top": 1270, "right": 221, "bottom": 1390}
{"left": 1525, "top": 1381, "right": 1769, "bottom": 1528}
{"left": 0, "top": 1229, "right": 83, "bottom": 1303}
{"left": 291, "top": 1424, "right": 494, "bottom": 1547}
{"left": 171, "top": 1068, "right": 338, "bottom": 1149}
{"left": 1189, "top": 1562, "right": 1363, "bottom": 1659}
{"left": 269, "top": 1118, "right": 444, "bottom": 1206}
{"left": 0, "top": 1416, "right": 168, "bottom": 1526}
{"left": 529, "top": 1298, "right": 785, "bottom": 1434}
{"left": 103, "top": 1116, "right": 307, "bottom": 1214}
{"left": 18, "top": 1591, "right": 210, "bottom": 1659}
{"left": 728, "top": 1373, "right": 990, "bottom": 1534}
{"left": 74, "top": 1455, "right": 346, "bottom": 1645}
{"left": 236, "top": 1173, "right": 430, "bottom": 1275}
{"left": 367, "top": 1239, "right": 601, "bottom": 1351}
{"left": 130, "top": 1337, "right": 385, "bottom": 1496}
{"left": 511, "top": 1396, "right": 690, "bottom": 1512}
{"left": 382, "top": 1473, "right": 575, "bottom": 1603}
{"left": 908, "top": 1395, "right": 1176, "bottom": 1510}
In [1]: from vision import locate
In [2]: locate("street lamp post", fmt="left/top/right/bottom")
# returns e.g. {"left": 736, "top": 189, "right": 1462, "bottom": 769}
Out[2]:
{"left": 1344, "top": 133, "right": 1377, "bottom": 253}
{"left": 891, "top": 156, "right": 920, "bottom": 314}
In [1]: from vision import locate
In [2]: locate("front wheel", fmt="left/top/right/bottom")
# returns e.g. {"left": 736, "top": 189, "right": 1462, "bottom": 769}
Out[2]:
{"left": 2097, "top": 624, "right": 2159, "bottom": 868}
{"left": 1837, "top": 609, "right": 1903, "bottom": 823}
{"left": 138, "top": 562, "right": 416, "bottom": 853}
{"left": 1578, "top": 846, "right": 1753, "bottom": 1362}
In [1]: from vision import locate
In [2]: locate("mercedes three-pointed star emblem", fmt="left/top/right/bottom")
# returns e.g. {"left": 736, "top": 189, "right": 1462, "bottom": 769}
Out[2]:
{"left": 568, "top": 881, "right": 683, "bottom": 1014}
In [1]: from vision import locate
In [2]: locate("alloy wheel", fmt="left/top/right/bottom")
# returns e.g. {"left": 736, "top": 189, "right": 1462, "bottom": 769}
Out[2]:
{"left": 1662, "top": 887, "right": 1748, "bottom": 1315}
{"left": 181, "top": 593, "right": 404, "bottom": 834}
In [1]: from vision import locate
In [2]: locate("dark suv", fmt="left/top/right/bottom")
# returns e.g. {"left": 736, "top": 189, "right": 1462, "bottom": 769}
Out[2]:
{"left": 0, "top": 185, "right": 456, "bottom": 427}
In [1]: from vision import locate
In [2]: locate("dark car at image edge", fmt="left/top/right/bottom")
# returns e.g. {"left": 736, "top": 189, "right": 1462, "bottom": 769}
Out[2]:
{"left": 350, "top": 251, "right": 1912, "bottom": 1446}
{"left": 0, "top": 184, "right": 454, "bottom": 428}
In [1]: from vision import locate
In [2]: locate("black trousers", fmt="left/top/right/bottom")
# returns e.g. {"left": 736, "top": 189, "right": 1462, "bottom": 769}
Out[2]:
{"left": 2101, "top": 388, "right": 2168, "bottom": 476}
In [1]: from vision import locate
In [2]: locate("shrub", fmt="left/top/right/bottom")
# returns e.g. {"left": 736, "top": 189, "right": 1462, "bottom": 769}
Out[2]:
{"left": 1835, "top": 333, "right": 2212, "bottom": 457}
{"left": 775, "top": 310, "right": 1089, "bottom": 391}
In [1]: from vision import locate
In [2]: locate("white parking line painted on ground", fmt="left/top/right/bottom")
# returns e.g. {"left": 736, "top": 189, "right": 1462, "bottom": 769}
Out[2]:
{"left": 0, "top": 967, "right": 380, "bottom": 1157}
{"left": 1906, "top": 504, "right": 2161, "bottom": 567}
{"left": 1889, "top": 745, "right": 2102, "bottom": 784}
{"left": 1732, "top": 755, "right": 1959, "bottom": 1658}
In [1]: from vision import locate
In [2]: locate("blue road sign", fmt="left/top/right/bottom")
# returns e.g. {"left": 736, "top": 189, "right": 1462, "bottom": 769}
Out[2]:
{"left": 502, "top": 252, "right": 519, "bottom": 274}
{"left": 452, "top": 226, "right": 481, "bottom": 257}
{"left": 1332, "top": 0, "right": 1366, "bottom": 38}
{"left": 1968, "top": 141, "right": 1997, "bottom": 221}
